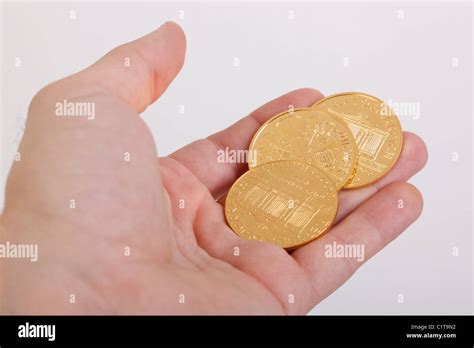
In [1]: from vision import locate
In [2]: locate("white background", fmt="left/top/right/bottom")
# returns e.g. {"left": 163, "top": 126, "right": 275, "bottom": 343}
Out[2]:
{"left": 1, "top": 1, "right": 473, "bottom": 314}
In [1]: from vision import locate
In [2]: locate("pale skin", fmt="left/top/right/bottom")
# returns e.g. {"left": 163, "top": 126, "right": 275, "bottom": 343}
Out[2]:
{"left": 0, "top": 22, "right": 427, "bottom": 314}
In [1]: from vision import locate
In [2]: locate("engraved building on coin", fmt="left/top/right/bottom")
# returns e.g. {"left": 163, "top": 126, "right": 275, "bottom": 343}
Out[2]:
{"left": 332, "top": 112, "right": 390, "bottom": 173}
{"left": 225, "top": 161, "right": 338, "bottom": 249}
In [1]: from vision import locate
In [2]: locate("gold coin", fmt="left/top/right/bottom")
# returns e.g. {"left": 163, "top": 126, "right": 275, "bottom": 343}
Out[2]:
{"left": 248, "top": 108, "right": 357, "bottom": 190}
{"left": 311, "top": 92, "right": 403, "bottom": 189}
{"left": 225, "top": 160, "right": 338, "bottom": 249}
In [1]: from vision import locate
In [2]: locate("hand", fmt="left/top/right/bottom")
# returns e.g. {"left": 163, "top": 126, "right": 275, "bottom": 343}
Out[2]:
{"left": 0, "top": 22, "right": 427, "bottom": 314}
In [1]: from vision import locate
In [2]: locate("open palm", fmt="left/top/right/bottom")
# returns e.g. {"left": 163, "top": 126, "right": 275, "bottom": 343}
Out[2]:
{"left": 0, "top": 22, "right": 427, "bottom": 314}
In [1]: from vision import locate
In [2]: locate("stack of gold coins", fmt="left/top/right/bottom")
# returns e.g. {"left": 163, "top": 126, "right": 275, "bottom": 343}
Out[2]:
{"left": 225, "top": 92, "right": 403, "bottom": 249}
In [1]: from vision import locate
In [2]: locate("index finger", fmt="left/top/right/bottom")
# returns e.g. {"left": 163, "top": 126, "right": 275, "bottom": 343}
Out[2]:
{"left": 168, "top": 88, "right": 324, "bottom": 198}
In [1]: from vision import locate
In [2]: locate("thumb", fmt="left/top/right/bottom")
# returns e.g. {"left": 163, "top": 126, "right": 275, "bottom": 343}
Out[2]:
{"left": 39, "top": 21, "right": 186, "bottom": 114}
{"left": 86, "top": 21, "right": 186, "bottom": 112}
